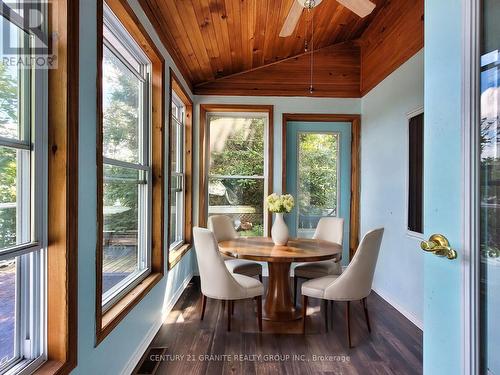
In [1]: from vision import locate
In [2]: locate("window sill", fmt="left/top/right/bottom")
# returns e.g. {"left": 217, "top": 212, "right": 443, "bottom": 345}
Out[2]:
{"left": 34, "top": 360, "right": 73, "bottom": 375}
{"left": 96, "top": 272, "right": 162, "bottom": 346}
{"left": 168, "top": 243, "right": 191, "bottom": 270}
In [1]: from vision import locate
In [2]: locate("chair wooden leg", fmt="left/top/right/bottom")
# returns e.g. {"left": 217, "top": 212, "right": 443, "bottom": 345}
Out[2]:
{"left": 231, "top": 300, "right": 235, "bottom": 315}
{"left": 294, "top": 276, "right": 298, "bottom": 307}
{"left": 346, "top": 301, "right": 352, "bottom": 348}
{"left": 302, "top": 295, "right": 308, "bottom": 334}
{"left": 323, "top": 299, "right": 329, "bottom": 332}
{"left": 258, "top": 274, "right": 262, "bottom": 283}
{"left": 200, "top": 294, "right": 207, "bottom": 320}
{"left": 362, "top": 297, "right": 371, "bottom": 333}
{"left": 255, "top": 296, "right": 263, "bottom": 332}
{"left": 330, "top": 300, "right": 335, "bottom": 327}
{"left": 227, "top": 300, "right": 231, "bottom": 332}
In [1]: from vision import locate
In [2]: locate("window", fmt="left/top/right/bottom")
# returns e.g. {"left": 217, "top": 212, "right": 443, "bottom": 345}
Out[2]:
{"left": 169, "top": 95, "right": 185, "bottom": 249}
{"left": 199, "top": 105, "right": 273, "bottom": 236}
{"left": 100, "top": 4, "right": 152, "bottom": 311}
{"left": 96, "top": 0, "right": 164, "bottom": 344}
{"left": 408, "top": 111, "right": 424, "bottom": 234}
{"left": 297, "top": 132, "right": 339, "bottom": 237}
{"left": 167, "top": 71, "right": 193, "bottom": 269}
{"left": 480, "top": 4, "right": 500, "bottom": 371}
{"left": 0, "top": 2, "right": 46, "bottom": 374}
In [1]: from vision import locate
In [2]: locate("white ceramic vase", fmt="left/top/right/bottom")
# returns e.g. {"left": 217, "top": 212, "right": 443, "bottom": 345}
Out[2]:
{"left": 271, "top": 213, "right": 289, "bottom": 246}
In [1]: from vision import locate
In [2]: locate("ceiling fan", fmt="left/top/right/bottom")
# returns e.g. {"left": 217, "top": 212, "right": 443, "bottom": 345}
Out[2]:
{"left": 279, "top": 0, "right": 376, "bottom": 37}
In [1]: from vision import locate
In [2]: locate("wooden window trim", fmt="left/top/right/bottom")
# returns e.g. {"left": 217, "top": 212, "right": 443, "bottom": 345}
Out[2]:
{"left": 281, "top": 114, "right": 361, "bottom": 260}
{"left": 198, "top": 104, "right": 274, "bottom": 235}
{"left": 95, "top": 0, "right": 165, "bottom": 346}
{"left": 167, "top": 69, "right": 193, "bottom": 270}
{"left": 34, "top": 0, "right": 79, "bottom": 374}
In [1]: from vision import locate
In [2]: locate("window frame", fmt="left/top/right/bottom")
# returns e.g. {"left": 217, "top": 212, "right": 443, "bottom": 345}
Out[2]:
{"left": 169, "top": 93, "right": 185, "bottom": 251}
{"left": 0, "top": 0, "right": 83, "bottom": 373}
{"left": 198, "top": 105, "right": 274, "bottom": 235}
{"left": 95, "top": 0, "right": 165, "bottom": 345}
{"left": 100, "top": 2, "right": 153, "bottom": 314}
{"left": 406, "top": 107, "right": 424, "bottom": 238}
{"left": 167, "top": 70, "right": 193, "bottom": 270}
{"left": 0, "top": 2, "right": 48, "bottom": 373}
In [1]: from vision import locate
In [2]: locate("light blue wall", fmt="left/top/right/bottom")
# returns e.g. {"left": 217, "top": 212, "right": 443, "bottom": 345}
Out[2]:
{"left": 360, "top": 50, "right": 424, "bottom": 327}
{"left": 424, "top": 0, "right": 464, "bottom": 374}
{"left": 73, "top": 1, "right": 196, "bottom": 374}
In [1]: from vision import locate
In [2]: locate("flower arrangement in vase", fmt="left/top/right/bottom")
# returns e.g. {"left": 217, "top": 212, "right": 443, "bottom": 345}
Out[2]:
{"left": 266, "top": 193, "right": 294, "bottom": 246}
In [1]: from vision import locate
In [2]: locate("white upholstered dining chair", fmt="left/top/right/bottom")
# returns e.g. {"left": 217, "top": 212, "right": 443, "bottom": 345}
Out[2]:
{"left": 293, "top": 217, "right": 344, "bottom": 305}
{"left": 193, "top": 227, "right": 264, "bottom": 331}
{"left": 207, "top": 215, "right": 263, "bottom": 281}
{"left": 301, "top": 228, "right": 384, "bottom": 347}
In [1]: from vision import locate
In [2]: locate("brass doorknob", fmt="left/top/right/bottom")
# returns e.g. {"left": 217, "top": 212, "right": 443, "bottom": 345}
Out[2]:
{"left": 420, "top": 234, "right": 457, "bottom": 260}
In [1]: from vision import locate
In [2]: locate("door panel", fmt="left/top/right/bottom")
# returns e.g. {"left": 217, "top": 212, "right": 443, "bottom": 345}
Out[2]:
{"left": 424, "top": 0, "right": 463, "bottom": 373}
{"left": 285, "top": 121, "right": 351, "bottom": 264}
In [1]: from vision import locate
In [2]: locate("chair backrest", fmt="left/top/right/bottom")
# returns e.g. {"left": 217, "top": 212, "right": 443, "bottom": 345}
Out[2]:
{"left": 325, "top": 228, "right": 384, "bottom": 300}
{"left": 193, "top": 227, "right": 244, "bottom": 299}
{"left": 207, "top": 215, "right": 238, "bottom": 242}
{"left": 313, "top": 217, "right": 344, "bottom": 246}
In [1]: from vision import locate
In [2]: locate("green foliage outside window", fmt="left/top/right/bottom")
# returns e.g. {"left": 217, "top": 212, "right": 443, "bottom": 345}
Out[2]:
{"left": 209, "top": 117, "right": 265, "bottom": 209}
{"left": 0, "top": 64, "right": 19, "bottom": 249}
{"left": 102, "top": 48, "right": 140, "bottom": 234}
{"left": 298, "top": 133, "right": 338, "bottom": 219}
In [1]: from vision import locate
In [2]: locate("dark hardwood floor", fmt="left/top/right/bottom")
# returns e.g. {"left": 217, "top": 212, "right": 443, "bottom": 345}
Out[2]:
{"left": 139, "top": 277, "right": 422, "bottom": 375}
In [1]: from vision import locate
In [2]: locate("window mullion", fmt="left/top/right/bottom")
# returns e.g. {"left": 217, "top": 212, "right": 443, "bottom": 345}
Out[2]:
{"left": 102, "top": 157, "right": 148, "bottom": 171}
{"left": 0, "top": 137, "right": 31, "bottom": 150}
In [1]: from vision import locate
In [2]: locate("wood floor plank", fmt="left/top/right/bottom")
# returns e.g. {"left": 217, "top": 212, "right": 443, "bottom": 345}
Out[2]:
{"left": 138, "top": 278, "right": 422, "bottom": 375}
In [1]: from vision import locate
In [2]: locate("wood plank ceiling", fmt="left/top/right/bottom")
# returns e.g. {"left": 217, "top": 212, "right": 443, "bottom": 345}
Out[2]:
{"left": 138, "top": 0, "right": 423, "bottom": 97}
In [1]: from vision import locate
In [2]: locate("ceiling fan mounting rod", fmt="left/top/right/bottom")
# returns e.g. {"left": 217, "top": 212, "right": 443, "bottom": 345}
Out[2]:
{"left": 309, "top": 7, "right": 314, "bottom": 94}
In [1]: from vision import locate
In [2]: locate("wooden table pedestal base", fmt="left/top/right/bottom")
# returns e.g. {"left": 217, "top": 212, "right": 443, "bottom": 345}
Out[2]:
{"left": 263, "top": 262, "right": 302, "bottom": 321}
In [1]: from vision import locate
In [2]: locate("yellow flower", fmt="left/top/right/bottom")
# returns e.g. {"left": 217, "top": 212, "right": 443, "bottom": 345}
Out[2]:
{"left": 266, "top": 193, "right": 294, "bottom": 213}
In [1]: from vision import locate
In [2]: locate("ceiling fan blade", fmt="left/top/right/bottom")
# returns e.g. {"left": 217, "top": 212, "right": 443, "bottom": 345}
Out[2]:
{"left": 336, "top": 0, "right": 376, "bottom": 18}
{"left": 279, "top": 1, "right": 304, "bottom": 37}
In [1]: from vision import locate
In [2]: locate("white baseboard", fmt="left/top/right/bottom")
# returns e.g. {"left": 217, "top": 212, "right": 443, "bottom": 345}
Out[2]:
{"left": 163, "top": 272, "right": 194, "bottom": 314}
{"left": 121, "top": 271, "right": 194, "bottom": 375}
{"left": 372, "top": 286, "right": 423, "bottom": 330}
{"left": 121, "top": 317, "right": 164, "bottom": 375}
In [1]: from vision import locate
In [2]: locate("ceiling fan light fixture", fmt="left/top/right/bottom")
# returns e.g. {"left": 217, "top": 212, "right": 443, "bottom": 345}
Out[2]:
{"left": 297, "top": 0, "right": 323, "bottom": 9}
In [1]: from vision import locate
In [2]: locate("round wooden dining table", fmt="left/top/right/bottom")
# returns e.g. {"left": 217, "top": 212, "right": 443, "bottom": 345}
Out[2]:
{"left": 218, "top": 237, "right": 342, "bottom": 322}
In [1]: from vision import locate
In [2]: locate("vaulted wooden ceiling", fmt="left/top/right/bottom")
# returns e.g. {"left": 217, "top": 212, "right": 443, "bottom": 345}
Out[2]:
{"left": 138, "top": 0, "right": 424, "bottom": 97}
